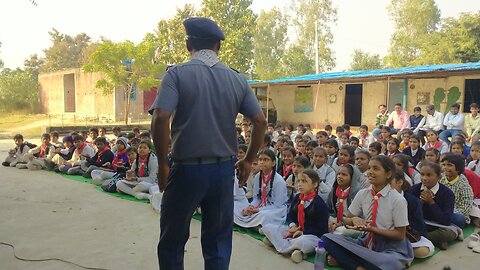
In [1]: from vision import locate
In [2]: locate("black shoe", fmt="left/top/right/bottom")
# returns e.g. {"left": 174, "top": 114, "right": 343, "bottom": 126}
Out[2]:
{"left": 2, "top": 162, "right": 10, "bottom": 167}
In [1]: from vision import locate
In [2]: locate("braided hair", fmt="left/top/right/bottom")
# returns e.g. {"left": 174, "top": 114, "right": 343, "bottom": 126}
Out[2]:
{"left": 257, "top": 149, "right": 276, "bottom": 200}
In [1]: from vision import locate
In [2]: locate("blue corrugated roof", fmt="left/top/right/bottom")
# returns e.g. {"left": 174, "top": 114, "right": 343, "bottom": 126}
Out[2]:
{"left": 251, "top": 62, "right": 480, "bottom": 85}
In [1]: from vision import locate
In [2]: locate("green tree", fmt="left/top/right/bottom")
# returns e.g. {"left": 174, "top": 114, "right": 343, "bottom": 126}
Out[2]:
{"left": 153, "top": 4, "right": 197, "bottom": 66}
{"left": 385, "top": 0, "right": 441, "bottom": 67}
{"left": 290, "top": 0, "right": 336, "bottom": 73}
{"left": 349, "top": 49, "right": 383, "bottom": 71}
{"left": 23, "top": 54, "right": 44, "bottom": 78}
{"left": 0, "top": 68, "right": 39, "bottom": 112}
{"left": 0, "top": 42, "right": 4, "bottom": 70}
{"left": 42, "top": 29, "right": 92, "bottom": 72}
{"left": 440, "top": 12, "right": 480, "bottom": 63}
{"left": 280, "top": 45, "right": 315, "bottom": 77}
{"left": 82, "top": 38, "right": 165, "bottom": 124}
{"left": 253, "top": 8, "right": 288, "bottom": 80}
{"left": 201, "top": 0, "right": 256, "bottom": 73}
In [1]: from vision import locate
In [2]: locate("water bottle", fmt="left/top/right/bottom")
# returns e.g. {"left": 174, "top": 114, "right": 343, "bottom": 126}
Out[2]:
{"left": 314, "top": 239, "right": 326, "bottom": 270}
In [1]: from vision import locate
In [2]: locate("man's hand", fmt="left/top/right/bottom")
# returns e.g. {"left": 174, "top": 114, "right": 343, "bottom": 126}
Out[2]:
{"left": 236, "top": 159, "right": 252, "bottom": 186}
{"left": 158, "top": 162, "right": 170, "bottom": 192}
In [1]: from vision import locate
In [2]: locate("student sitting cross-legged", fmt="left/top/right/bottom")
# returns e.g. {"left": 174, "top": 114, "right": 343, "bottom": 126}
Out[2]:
{"left": 81, "top": 137, "right": 114, "bottom": 178}
{"left": 234, "top": 149, "right": 288, "bottom": 231}
{"left": 116, "top": 140, "right": 158, "bottom": 200}
{"left": 58, "top": 135, "right": 95, "bottom": 175}
{"left": 262, "top": 169, "right": 329, "bottom": 263}
{"left": 91, "top": 137, "right": 131, "bottom": 186}
{"left": 321, "top": 155, "right": 414, "bottom": 270}
{"left": 21, "top": 133, "right": 56, "bottom": 170}
{"left": 2, "top": 134, "right": 30, "bottom": 168}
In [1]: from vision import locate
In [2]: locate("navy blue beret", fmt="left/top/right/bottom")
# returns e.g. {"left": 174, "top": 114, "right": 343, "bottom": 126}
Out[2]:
{"left": 183, "top": 17, "right": 225, "bottom": 41}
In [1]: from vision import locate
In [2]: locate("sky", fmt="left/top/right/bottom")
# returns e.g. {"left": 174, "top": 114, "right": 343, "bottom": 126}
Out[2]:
{"left": 0, "top": 0, "right": 479, "bottom": 72}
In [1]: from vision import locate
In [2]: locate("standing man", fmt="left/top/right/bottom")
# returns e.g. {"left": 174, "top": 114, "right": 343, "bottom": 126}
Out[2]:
{"left": 150, "top": 17, "right": 266, "bottom": 270}
{"left": 465, "top": 103, "right": 480, "bottom": 143}
{"left": 439, "top": 103, "right": 464, "bottom": 145}
{"left": 418, "top": 104, "right": 444, "bottom": 144}
{"left": 386, "top": 103, "right": 410, "bottom": 135}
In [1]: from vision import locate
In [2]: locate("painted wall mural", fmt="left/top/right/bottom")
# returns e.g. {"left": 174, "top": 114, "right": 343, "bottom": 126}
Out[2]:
{"left": 294, "top": 87, "right": 314, "bottom": 112}
{"left": 433, "top": 87, "right": 461, "bottom": 114}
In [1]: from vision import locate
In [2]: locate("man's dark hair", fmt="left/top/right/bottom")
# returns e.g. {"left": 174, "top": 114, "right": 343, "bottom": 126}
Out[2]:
{"left": 13, "top": 134, "right": 24, "bottom": 140}
{"left": 187, "top": 39, "right": 219, "bottom": 51}
{"left": 451, "top": 103, "right": 460, "bottom": 109}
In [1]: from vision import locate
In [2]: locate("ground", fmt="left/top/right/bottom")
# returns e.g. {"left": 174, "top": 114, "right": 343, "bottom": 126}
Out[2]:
{"left": 0, "top": 139, "right": 478, "bottom": 270}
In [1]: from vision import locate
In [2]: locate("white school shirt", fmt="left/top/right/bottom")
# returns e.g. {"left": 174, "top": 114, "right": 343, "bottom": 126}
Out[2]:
{"left": 313, "top": 163, "right": 336, "bottom": 202}
{"left": 250, "top": 172, "right": 288, "bottom": 211}
{"left": 348, "top": 185, "right": 409, "bottom": 230}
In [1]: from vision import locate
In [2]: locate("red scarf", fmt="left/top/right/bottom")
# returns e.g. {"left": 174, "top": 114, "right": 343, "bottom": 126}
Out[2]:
{"left": 298, "top": 191, "right": 317, "bottom": 231}
{"left": 137, "top": 155, "right": 148, "bottom": 178}
{"left": 282, "top": 163, "right": 293, "bottom": 178}
{"left": 427, "top": 141, "right": 442, "bottom": 149}
{"left": 256, "top": 171, "right": 274, "bottom": 208}
{"left": 39, "top": 143, "right": 47, "bottom": 158}
{"left": 76, "top": 142, "right": 88, "bottom": 155}
{"left": 365, "top": 189, "right": 382, "bottom": 249}
{"left": 335, "top": 186, "right": 350, "bottom": 223}
{"left": 112, "top": 148, "right": 126, "bottom": 170}
{"left": 96, "top": 146, "right": 110, "bottom": 163}
{"left": 361, "top": 134, "right": 369, "bottom": 147}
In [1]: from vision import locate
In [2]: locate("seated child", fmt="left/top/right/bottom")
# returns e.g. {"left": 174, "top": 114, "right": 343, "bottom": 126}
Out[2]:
{"left": 355, "top": 150, "right": 371, "bottom": 189}
{"left": 245, "top": 158, "right": 260, "bottom": 202}
{"left": 358, "top": 125, "right": 375, "bottom": 149}
{"left": 311, "top": 147, "right": 336, "bottom": 202}
{"left": 88, "top": 128, "right": 99, "bottom": 151}
{"left": 58, "top": 135, "right": 95, "bottom": 175}
{"left": 50, "top": 135, "right": 75, "bottom": 170}
{"left": 81, "top": 137, "right": 114, "bottom": 178}
{"left": 378, "top": 126, "right": 392, "bottom": 142}
{"left": 277, "top": 146, "right": 296, "bottom": 181}
{"left": 21, "top": 133, "right": 56, "bottom": 170}
{"left": 315, "top": 131, "right": 328, "bottom": 147}
{"left": 348, "top": 137, "right": 363, "bottom": 153}
{"left": 337, "top": 132, "right": 349, "bottom": 148}
{"left": 98, "top": 127, "right": 107, "bottom": 138}
{"left": 234, "top": 149, "right": 288, "bottom": 230}
{"left": 50, "top": 131, "right": 64, "bottom": 148}
{"left": 2, "top": 134, "right": 30, "bottom": 168}
{"left": 412, "top": 161, "right": 459, "bottom": 250}
{"left": 326, "top": 164, "right": 361, "bottom": 236}
{"left": 285, "top": 156, "right": 310, "bottom": 204}
{"left": 331, "top": 144, "right": 355, "bottom": 172}
{"left": 440, "top": 153, "right": 474, "bottom": 228}
{"left": 402, "top": 134, "right": 425, "bottom": 167}
{"left": 423, "top": 130, "right": 449, "bottom": 154}
{"left": 116, "top": 140, "right": 158, "bottom": 200}
{"left": 390, "top": 170, "right": 434, "bottom": 258}
{"left": 321, "top": 156, "right": 414, "bottom": 270}
{"left": 385, "top": 138, "right": 401, "bottom": 158}
{"left": 305, "top": 140, "right": 319, "bottom": 164}
{"left": 324, "top": 139, "right": 339, "bottom": 166}
{"left": 262, "top": 169, "right": 329, "bottom": 263}
{"left": 368, "top": 141, "right": 382, "bottom": 157}
{"left": 399, "top": 130, "right": 413, "bottom": 152}
{"left": 392, "top": 154, "right": 415, "bottom": 185}
{"left": 91, "top": 137, "right": 132, "bottom": 185}
{"left": 467, "top": 141, "right": 480, "bottom": 175}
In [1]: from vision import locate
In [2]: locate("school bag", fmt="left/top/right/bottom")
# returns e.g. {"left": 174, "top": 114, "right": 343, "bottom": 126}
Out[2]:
{"left": 101, "top": 173, "right": 123, "bottom": 193}
{"left": 19, "top": 141, "right": 37, "bottom": 153}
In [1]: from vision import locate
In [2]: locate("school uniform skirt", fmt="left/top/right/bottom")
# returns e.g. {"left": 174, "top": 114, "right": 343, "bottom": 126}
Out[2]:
{"left": 233, "top": 204, "right": 287, "bottom": 228}
{"left": 262, "top": 224, "right": 319, "bottom": 254}
{"left": 323, "top": 233, "right": 414, "bottom": 270}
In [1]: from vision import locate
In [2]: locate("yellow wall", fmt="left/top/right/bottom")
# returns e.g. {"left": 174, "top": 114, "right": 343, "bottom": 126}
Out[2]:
{"left": 262, "top": 73, "right": 480, "bottom": 129}
{"left": 39, "top": 68, "right": 149, "bottom": 121}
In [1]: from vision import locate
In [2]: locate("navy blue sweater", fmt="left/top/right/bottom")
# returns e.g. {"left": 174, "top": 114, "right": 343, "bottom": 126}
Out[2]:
{"left": 402, "top": 147, "right": 425, "bottom": 167}
{"left": 404, "top": 192, "right": 428, "bottom": 237}
{"left": 287, "top": 195, "right": 329, "bottom": 238}
{"left": 412, "top": 183, "right": 455, "bottom": 227}
{"left": 88, "top": 149, "right": 114, "bottom": 167}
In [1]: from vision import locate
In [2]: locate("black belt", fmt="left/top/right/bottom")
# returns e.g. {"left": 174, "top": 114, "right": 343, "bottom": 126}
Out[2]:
{"left": 173, "top": 156, "right": 233, "bottom": 165}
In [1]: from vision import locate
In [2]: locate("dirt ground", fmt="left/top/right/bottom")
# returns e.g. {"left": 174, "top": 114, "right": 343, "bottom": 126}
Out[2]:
{"left": 0, "top": 139, "right": 478, "bottom": 270}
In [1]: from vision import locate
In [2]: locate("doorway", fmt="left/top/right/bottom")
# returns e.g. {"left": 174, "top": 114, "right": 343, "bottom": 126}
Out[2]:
{"left": 344, "top": 84, "right": 363, "bottom": 126}
{"left": 63, "top": 73, "right": 76, "bottom": 113}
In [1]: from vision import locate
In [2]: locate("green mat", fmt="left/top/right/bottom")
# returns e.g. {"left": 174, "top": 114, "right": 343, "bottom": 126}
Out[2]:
{"left": 60, "top": 173, "right": 149, "bottom": 203}
{"left": 56, "top": 171, "right": 477, "bottom": 269}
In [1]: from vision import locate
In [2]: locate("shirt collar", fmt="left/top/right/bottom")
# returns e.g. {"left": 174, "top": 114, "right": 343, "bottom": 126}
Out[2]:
{"left": 443, "top": 175, "right": 460, "bottom": 186}
{"left": 373, "top": 184, "right": 392, "bottom": 197}
{"left": 191, "top": 49, "right": 220, "bottom": 67}
{"left": 421, "top": 182, "right": 440, "bottom": 195}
